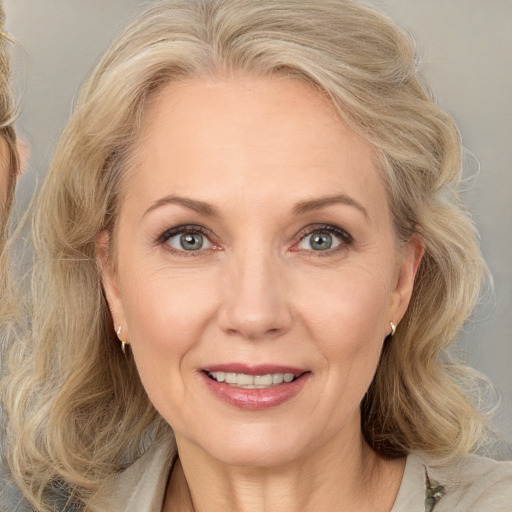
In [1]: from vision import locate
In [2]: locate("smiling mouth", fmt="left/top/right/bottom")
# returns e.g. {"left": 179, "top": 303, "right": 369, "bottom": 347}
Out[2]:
{"left": 205, "top": 371, "right": 301, "bottom": 389}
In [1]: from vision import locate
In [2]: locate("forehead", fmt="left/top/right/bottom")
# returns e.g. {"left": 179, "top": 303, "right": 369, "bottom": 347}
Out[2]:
{"left": 124, "top": 74, "right": 387, "bottom": 220}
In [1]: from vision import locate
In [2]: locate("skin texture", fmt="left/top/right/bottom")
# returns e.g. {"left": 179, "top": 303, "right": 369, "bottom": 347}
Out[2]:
{"left": 99, "top": 75, "right": 423, "bottom": 512}
{"left": 0, "top": 136, "right": 9, "bottom": 212}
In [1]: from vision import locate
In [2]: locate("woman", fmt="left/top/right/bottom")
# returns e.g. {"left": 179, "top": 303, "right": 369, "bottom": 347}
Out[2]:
{"left": 0, "top": 1, "right": 24, "bottom": 509}
{"left": 0, "top": 0, "right": 20, "bottom": 329}
{"left": 0, "top": 1, "right": 18, "bottom": 240}
{"left": 2, "top": 0, "right": 511, "bottom": 511}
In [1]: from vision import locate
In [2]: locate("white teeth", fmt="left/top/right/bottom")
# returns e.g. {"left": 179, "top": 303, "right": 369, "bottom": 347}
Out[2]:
{"left": 254, "top": 374, "right": 273, "bottom": 386}
{"left": 207, "top": 371, "right": 299, "bottom": 388}
{"left": 272, "top": 373, "right": 284, "bottom": 384}
{"left": 225, "top": 373, "right": 237, "bottom": 384}
{"left": 237, "top": 373, "right": 254, "bottom": 386}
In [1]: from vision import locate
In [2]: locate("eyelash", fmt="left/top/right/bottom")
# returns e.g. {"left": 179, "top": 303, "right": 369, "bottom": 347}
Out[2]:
{"left": 156, "top": 223, "right": 354, "bottom": 255}
{"left": 156, "top": 224, "right": 217, "bottom": 255}
{"left": 293, "top": 224, "right": 354, "bottom": 255}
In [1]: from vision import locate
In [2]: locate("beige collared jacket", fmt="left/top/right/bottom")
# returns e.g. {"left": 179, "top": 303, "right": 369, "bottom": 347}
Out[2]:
{"left": 88, "top": 439, "right": 512, "bottom": 512}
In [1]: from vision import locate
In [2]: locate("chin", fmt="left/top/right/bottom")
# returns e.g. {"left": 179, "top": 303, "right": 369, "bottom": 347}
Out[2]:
{"left": 189, "top": 424, "right": 310, "bottom": 468}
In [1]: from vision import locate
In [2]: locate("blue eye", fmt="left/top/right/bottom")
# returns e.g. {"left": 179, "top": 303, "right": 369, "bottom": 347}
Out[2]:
{"left": 297, "top": 226, "right": 351, "bottom": 252}
{"left": 163, "top": 229, "right": 213, "bottom": 252}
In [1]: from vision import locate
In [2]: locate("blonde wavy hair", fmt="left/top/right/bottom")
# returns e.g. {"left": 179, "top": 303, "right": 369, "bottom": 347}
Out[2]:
{"left": 2, "top": 0, "right": 491, "bottom": 510}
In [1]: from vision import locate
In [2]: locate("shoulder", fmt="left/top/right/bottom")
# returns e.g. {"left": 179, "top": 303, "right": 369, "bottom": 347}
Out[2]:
{"left": 423, "top": 454, "right": 512, "bottom": 512}
{"left": 87, "top": 437, "right": 176, "bottom": 512}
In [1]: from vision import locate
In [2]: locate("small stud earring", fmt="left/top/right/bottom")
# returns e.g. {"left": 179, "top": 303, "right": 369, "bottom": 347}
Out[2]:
{"left": 390, "top": 322, "right": 397, "bottom": 336}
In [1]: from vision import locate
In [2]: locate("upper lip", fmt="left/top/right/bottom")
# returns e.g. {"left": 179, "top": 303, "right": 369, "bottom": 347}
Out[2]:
{"left": 201, "top": 363, "right": 308, "bottom": 376}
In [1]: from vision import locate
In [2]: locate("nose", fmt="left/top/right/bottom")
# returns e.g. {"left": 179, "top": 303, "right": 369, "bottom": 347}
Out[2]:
{"left": 218, "top": 247, "right": 293, "bottom": 341}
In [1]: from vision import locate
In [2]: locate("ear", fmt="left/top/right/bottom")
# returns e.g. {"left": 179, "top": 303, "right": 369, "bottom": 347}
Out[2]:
{"left": 388, "top": 234, "right": 424, "bottom": 326}
{"left": 96, "top": 230, "right": 127, "bottom": 338}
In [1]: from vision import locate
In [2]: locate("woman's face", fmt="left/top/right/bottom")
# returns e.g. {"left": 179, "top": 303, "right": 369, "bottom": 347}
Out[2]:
{"left": 100, "top": 75, "right": 421, "bottom": 467}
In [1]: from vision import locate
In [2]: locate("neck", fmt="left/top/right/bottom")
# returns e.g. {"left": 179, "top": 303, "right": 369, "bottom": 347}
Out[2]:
{"left": 163, "top": 424, "right": 405, "bottom": 512}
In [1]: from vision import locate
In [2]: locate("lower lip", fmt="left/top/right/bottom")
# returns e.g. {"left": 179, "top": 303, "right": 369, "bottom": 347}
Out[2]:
{"left": 200, "top": 372, "right": 310, "bottom": 410}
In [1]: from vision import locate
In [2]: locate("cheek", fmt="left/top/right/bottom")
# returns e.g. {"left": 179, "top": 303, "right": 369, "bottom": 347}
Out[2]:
{"left": 119, "top": 266, "right": 219, "bottom": 382}
{"left": 118, "top": 269, "right": 220, "bottom": 427}
{"left": 295, "top": 266, "right": 392, "bottom": 393}
{"left": 0, "top": 165, "right": 8, "bottom": 209}
{"left": 297, "top": 264, "right": 392, "bottom": 343}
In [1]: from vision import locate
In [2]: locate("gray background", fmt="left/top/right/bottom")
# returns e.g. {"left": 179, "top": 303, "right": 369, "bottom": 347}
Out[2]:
{"left": 5, "top": 0, "right": 512, "bottom": 445}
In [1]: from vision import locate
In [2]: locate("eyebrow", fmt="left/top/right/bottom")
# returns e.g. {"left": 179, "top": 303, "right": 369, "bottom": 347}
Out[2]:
{"left": 143, "top": 193, "right": 369, "bottom": 220}
{"left": 143, "top": 195, "right": 219, "bottom": 218}
{"left": 292, "top": 194, "right": 369, "bottom": 219}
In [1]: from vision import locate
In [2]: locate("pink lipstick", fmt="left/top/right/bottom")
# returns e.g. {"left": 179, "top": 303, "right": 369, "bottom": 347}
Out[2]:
{"left": 199, "top": 364, "right": 310, "bottom": 410}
